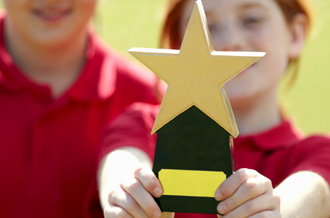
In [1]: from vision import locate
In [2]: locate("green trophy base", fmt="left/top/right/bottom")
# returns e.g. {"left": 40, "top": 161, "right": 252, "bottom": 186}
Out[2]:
{"left": 153, "top": 106, "right": 235, "bottom": 214}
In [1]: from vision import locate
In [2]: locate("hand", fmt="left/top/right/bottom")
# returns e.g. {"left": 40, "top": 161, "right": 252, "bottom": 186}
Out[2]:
{"left": 214, "top": 168, "right": 281, "bottom": 218}
{"left": 104, "top": 166, "right": 164, "bottom": 218}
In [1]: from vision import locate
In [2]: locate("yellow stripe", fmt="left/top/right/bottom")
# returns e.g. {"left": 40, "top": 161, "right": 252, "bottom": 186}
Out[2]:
{"left": 159, "top": 169, "right": 226, "bottom": 198}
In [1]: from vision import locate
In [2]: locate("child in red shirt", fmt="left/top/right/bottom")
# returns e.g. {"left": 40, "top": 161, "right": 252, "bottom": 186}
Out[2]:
{"left": 0, "top": 1, "right": 160, "bottom": 218}
{"left": 98, "top": 0, "right": 330, "bottom": 218}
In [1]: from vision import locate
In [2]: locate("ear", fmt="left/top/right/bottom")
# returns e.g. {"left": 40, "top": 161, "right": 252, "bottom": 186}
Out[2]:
{"left": 288, "top": 13, "right": 309, "bottom": 60}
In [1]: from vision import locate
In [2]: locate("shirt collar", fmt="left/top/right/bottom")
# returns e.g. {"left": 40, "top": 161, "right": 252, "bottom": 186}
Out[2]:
{"left": 0, "top": 12, "right": 117, "bottom": 102}
{"left": 234, "top": 120, "right": 304, "bottom": 150}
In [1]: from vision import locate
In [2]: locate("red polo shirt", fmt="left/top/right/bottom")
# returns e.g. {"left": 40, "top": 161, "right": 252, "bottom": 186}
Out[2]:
{"left": 0, "top": 15, "right": 160, "bottom": 217}
{"left": 100, "top": 103, "right": 330, "bottom": 218}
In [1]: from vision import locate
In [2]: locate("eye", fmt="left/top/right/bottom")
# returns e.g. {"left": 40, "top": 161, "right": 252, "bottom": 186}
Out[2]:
{"left": 207, "top": 23, "right": 217, "bottom": 33}
{"left": 242, "top": 16, "right": 264, "bottom": 28}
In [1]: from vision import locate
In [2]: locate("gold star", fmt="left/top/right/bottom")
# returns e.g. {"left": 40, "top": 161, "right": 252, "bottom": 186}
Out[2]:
{"left": 129, "top": 0, "right": 265, "bottom": 137}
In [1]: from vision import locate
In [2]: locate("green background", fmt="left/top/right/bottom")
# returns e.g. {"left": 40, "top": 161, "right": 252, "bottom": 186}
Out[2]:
{"left": 96, "top": 0, "right": 330, "bottom": 135}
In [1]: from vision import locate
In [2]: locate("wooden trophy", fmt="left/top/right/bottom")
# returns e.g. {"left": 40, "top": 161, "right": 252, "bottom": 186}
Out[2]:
{"left": 129, "top": 0, "right": 265, "bottom": 214}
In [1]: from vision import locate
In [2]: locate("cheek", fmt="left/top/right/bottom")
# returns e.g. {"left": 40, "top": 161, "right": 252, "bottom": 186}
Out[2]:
{"left": 61, "top": 0, "right": 97, "bottom": 34}
{"left": 249, "top": 27, "right": 290, "bottom": 79}
{"left": 2, "top": 0, "right": 29, "bottom": 14}
{"left": 224, "top": 29, "right": 290, "bottom": 100}
{"left": 3, "top": 0, "right": 32, "bottom": 35}
{"left": 77, "top": 0, "right": 97, "bottom": 17}
{"left": 2, "top": 0, "right": 26, "bottom": 6}
{"left": 72, "top": 0, "right": 97, "bottom": 30}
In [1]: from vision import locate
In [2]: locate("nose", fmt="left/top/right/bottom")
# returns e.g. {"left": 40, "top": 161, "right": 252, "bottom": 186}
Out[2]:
{"left": 211, "top": 22, "right": 245, "bottom": 52}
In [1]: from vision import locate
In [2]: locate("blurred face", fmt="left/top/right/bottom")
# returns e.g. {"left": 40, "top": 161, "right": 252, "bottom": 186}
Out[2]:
{"left": 180, "top": 0, "right": 305, "bottom": 104}
{"left": 2, "top": 0, "right": 97, "bottom": 46}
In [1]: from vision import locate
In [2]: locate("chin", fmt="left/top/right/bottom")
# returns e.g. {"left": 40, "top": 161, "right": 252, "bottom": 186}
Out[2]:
{"left": 226, "top": 87, "right": 258, "bottom": 108}
{"left": 225, "top": 83, "right": 253, "bottom": 98}
{"left": 228, "top": 92, "right": 252, "bottom": 102}
{"left": 32, "top": 31, "right": 76, "bottom": 47}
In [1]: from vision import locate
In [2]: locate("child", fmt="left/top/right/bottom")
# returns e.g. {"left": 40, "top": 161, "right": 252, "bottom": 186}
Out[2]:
{"left": 98, "top": 0, "right": 330, "bottom": 217}
{"left": 0, "top": 1, "right": 160, "bottom": 217}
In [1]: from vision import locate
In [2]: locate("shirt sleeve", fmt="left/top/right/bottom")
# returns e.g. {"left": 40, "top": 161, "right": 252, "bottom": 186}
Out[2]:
{"left": 84, "top": 103, "right": 159, "bottom": 218}
{"left": 288, "top": 135, "right": 330, "bottom": 185}
{"left": 98, "top": 102, "right": 159, "bottom": 163}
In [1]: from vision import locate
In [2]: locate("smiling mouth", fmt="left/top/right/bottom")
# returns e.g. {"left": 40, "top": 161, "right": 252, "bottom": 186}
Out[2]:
{"left": 32, "top": 8, "right": 72, "bottom": 22}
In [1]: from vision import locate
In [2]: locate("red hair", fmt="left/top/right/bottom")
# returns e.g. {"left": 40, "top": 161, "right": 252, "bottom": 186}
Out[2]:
{"left": 160, "top": 0, "right": 313, "bottom": 49}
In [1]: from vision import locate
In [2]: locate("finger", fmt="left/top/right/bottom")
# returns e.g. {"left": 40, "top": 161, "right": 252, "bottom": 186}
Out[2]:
{"left": 121, "top": 176, "right": 161, "bottom": 218}
{"left": 104, "top": 203, "right": 134, "bottom": 218}
{"left": 219, "top": 190, "right": 279, "bottom": 218}
{"left": 108, "top": 188, "right": 149, "bottom": 218}
{"left": 217, "top": 174, "right": 272, "bottom": 214}
{"left": 134, "top": 166, "right": 163, "bottom": 197}
{"left": 248, "top": 209, "right": 281, "bottom": 218}
{"left": 215, "top": 168, "right": 258, "bottom": 201}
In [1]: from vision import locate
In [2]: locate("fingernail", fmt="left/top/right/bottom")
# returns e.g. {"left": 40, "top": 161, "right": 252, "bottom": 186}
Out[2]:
{"left": 153, "top": 210, "right": 161, "bottom": 218}
{"left": 217, "top": 204, "right": 227, "bottom": 214}
{"left": 214, "top": 191, "right": 222, "bottom": 201}
{"left": 153, "top": 187, "right": 162, "bottom": 196}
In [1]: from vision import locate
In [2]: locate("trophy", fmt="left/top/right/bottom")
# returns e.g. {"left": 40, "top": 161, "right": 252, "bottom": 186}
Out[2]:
{"left": 129, "top": 0, "right": 265, "bottom": 214}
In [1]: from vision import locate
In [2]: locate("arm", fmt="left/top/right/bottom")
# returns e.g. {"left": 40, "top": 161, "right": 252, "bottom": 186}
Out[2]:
{"left": 97, "top": 146, "right": 174, "bottom": 218}
{"left": 97, "top": 147, "right": 153, "bottom": 211}
{"left": 274, "top": 171, "right": 330, "bottom": 218}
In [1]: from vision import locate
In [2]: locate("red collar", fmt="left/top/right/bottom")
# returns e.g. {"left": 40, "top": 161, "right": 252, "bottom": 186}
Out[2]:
{"left": 0, "top": 13, "right": 116, "bottom": 103}
{"left": 234, "top": 120, "right": 304, "bottom": 150}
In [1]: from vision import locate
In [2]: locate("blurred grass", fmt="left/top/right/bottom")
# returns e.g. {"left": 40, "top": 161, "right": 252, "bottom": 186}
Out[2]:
{"left": 96, "top": 0, "right": 330, "bottom": 135}
{"left": 95, "top": 0, "right": 167, "bottom": 52}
